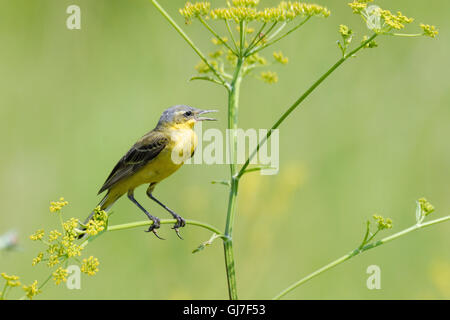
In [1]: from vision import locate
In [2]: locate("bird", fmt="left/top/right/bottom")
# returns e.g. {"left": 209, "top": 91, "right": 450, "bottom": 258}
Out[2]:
{"left": 79, "top": 105, "right": 217, "bottom": 239}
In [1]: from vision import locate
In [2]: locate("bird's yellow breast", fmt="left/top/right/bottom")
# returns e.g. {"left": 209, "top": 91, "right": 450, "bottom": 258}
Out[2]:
{"left": 123, "top": 127, "right": 197, "bottom": 191}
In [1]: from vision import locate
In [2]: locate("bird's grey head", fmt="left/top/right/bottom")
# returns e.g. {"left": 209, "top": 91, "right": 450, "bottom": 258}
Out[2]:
{"left": 156, "top": 105, "right": 217, "bottom": 127}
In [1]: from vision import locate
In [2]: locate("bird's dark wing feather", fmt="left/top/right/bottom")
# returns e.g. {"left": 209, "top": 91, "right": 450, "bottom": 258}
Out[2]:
{"left": 98, "top": 131, "right": 169, "bottom": 194}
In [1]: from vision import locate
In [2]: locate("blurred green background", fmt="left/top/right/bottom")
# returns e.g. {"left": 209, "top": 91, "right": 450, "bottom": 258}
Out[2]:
{"left": 0, "top": 0, "right": 449, "bottom": 299}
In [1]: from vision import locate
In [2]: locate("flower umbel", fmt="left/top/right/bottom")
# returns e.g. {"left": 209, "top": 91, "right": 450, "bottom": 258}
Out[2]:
{"left": 22, "top": 280, "right": 40, "bottom": 300}
{"left": 50, "top": 197, "right": 69, "bottom": 213}
{"left": 81, "top": 256, "right": 100, "bottom": 276}
{"left": 420, "top": 24, "right": 438, "bottom": 38}
{"left": 1, "top": 273, "right": 21, "bottom": 287}
{"left": 52, "top": 267, "right": 68, "bottom": 285}
{"left": 373, "top": 214, "right": 393, "bottom": 230}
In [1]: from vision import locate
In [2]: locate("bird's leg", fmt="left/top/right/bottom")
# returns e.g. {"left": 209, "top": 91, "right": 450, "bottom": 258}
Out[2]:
{"left": 127, "top": 190, "right": 164, "bottom": 240}
{"left": 146, "top": 186, "right": 185, "bottom": 240}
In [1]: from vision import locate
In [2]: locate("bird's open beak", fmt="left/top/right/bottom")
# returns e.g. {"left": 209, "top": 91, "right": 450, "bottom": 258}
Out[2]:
{"left": 195, "top": 109, "right": 218, "bottom": 121}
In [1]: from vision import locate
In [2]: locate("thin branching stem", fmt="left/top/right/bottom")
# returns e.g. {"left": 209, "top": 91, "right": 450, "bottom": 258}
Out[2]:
{"left": 225, "top": 20, "right": 239, "bottom": 53}
{"left": 199, "top": 17, "right": 238, "bottom": 55}
{"left": 248, "top": 16, "right": 311, "bottom": 56}
{"left": 238, "top": 33, "right": 378, "bottom": 178}
{"left": 246, "top": 22, "right": 267, "bottom": 52}
{"left": 273, "top": 214, "right": 450, "bottom": 299}
{"left": 247, "top": 22, "right": 278, "bottom": 54}
{"left": 151, "top": 0, "right": 228, "bottom": 88}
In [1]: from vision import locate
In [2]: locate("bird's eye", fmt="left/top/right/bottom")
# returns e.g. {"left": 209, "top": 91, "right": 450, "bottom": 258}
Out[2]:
{"left": 184, "top": 111, "right": 192, "bottom": 117}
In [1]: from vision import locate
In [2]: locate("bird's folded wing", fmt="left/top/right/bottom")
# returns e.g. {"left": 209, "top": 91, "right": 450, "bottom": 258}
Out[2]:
{"left": 98, "top": 131, "right": 169, "bottom": 194}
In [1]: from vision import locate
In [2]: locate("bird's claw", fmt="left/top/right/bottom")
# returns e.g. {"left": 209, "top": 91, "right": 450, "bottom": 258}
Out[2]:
{"left": 173, "top": 227, "right": 183, "bottom": 240}
{"left": 145, "top": 219, "right": 165, "bottom": 240}
{"left": 172, "top": 216, "right": 186, "bottom": 240}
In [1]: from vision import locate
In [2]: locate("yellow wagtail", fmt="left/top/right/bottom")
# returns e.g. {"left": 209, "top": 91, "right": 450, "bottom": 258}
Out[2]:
{"left": 81, "top": 105, "right": 217, "bottom": 239}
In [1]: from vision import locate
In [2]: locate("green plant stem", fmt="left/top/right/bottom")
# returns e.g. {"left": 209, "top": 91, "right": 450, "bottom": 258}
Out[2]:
{"left": 247, "top": 22, "right": 267, "bottom": 51}
{"left": 238, "top": 33, "right": 378, "bottom": 178}
{"left": 247, "top": 22, "right": 278, "bottom": 54}
{"left": 225, "top": 20, "right": 239, "bottom": 53}
{"left": 223, "top": 56, "right": 245, "bottom": 300}
{"left": 273, "top": 214, "right": 450, "bottom": 300}
{"left": 248, "top": 17, "right": 310, "bottom": 56}
{"left": 151, "top": 0, "right": 228, "bottom": 88}
{"left": 107, "top": 218, "right": 222, "bottom": 234}
{"left": 199, "top": 17, "right": 237, "bottom": 55}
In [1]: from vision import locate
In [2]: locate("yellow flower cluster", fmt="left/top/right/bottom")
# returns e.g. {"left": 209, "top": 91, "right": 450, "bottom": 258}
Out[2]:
{"left": 218, "top": 3, "right": 329, "bottom": 22}
{"left": 348, "top": 1, "right": 367, "bottom": 14}
{"left": 50, "top": 197, "right": 69, "bottom": 213}
{"left": 83, "top": 206, "right": 108, "bottom": 237}
{"left": 418, "top": 198, "right": 435, "bottom": 216}
{"left": 261, "top": 71, "right": 278, "bottom": 84}
{"left": 247, "top": 52, "right": 267, "bottom": 65}
{"left": 209, "top": 50, "right": 223, "bottom": 59}
{"left": 232, "top": 0, "right": 259, "bottom": 7}
{"left": 373, "top": 214, "right": 393, "bottom": 230}
{"left": 339, "top": 24, "right": 351, "bottom": 37}
{"left": 420, "top": 24, "right": 438, "bottom": 38}
{"left": 179, "top": 1, "right": 211, "bottom": 20}
{"left": 211, "top": 7, "right": 258, "bottom": 22}
{"left": 81, "top": 256, "right": 100, "bottom": 276}
{"left": 182, "top": 1, "right": 330, "bottom": 23}
{"left": 1, "top": 273, "right": 21, "bottom": 287}
{"left": 273, "top": 51, "right": 288, "bottom": 64}
{"left": 49, "top": 230, "right": 62, "bottom": 242}
{"left": 22, "top": 280, "right": 40, "bottom": 300}
{"left": 52, "top": 267, "right": 68, "bottom": 285}
{"left": 211, "top": 36, "right": 228, "bottom": 45}
{"left": 29, "top": 229, "right": 45, "bottom": 241}
{"left": 32, "top": 252, "right": 44, "bottom": 266}
{"left": 379, "top": 10, "right": 413, "bottom": 30}
{"left": 195, "top": 60, "right": 219, "bottom": 74}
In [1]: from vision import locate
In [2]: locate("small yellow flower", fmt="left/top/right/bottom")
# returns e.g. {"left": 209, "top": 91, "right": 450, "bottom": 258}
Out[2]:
{"left": 339, "top": 24, "right": 351, "bottom": 37}
{"left": 420, "top": 24, "right": 438, "bottom": 38}
{"left": 66, "top": 242, "right": 83, "bottom": 258}
{"left": 29, "top": 229, "right": 45, "bottom": 241}
{"left": 232, "top": 0, "right": 259, "bottom": 8}
{"left": 211, "top": 37, "right": 228, "bottom": 45}
{"left": 260, "top": 71, "right": 278, "bottom": 84}
{"left": 273, "top": 51, "right": 288, "bottom": 64}
{"left": 195, "top": 60, "right": 219, "bottom": 74}
{"left": 418, "top": 198, "right": 435, "bottom": 216}
{"left": 81, "top": 256, "right": 100, "bottom": 276}
{"left": 47, "top": 254, "right": 60, "bottom": 267}
{"left": 49, "top": 197, "right": 69, "bottom": 213}
{"left": 179, "top": 2, "right": 211, "bottom": 21}
{"left": 52, "top": 267, "right": 68, "bottom": 285}
{"left": 32, "top": 252, "right": 44, "bottom": 266}
{"left": 1, "top": 272, "right": 21, "bottom": 287}
{"left": 22, "top": 280, "right": 40, "bottom": 300}
{"left": 348, "top": 1, "right": 367, "bottom": 14}
{"left": 48, "top": 230, "right": 62, "bottom": 242}
{"left": 246, "top": 52, "right": 266, "bottom": 65}
{"left": 373, "top": 214, "right": 393, "bottom": 230}
{"left": 63, "top": 218, "right": 79, "bottom": 237}
{"left": 209, "top": 50, "right": 223, "bottom": 59}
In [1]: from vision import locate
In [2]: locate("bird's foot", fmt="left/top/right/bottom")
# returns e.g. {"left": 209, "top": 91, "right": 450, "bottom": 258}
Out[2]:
{"left": 145, "top": 217, "right": 165, "bottom": 240}
{"left": 172, "top": 215, "right": 186, "bottom": 240}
